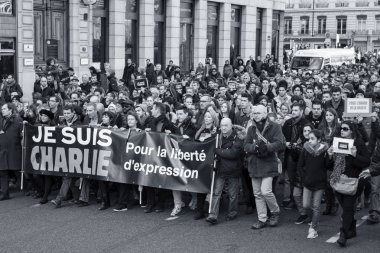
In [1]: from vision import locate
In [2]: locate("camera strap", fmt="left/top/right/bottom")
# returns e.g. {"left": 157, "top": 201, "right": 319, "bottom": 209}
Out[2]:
{"left": 255, "top": 128, "right": 268, "bottom": 144}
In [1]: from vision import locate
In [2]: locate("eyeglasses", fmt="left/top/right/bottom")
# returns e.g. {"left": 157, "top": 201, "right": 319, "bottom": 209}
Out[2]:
{"left": 341, "top": 127, "right": 350, "bottom": 132}
{"left": 200, "top": 100, "right": 208, "bottom": 103}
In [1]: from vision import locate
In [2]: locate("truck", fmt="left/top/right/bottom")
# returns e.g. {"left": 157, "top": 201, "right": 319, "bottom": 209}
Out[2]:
{"left": 290, "top": 48, "right": 356, "bottom": 70}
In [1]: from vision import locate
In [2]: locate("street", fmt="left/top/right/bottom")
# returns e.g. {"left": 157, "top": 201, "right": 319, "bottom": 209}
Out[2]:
{"left": 0, "top": 191, "right": 379, "bottom": 253}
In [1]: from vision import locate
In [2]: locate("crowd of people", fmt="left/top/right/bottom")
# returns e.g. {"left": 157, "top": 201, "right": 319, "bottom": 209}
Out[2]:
{"left": 1, "top": 52, "right": 380, "bottom": 247}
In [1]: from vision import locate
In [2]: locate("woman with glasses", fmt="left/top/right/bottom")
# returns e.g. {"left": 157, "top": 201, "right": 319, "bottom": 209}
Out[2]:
{"left": 327, "top": 121, "right": 370, "bottom": 247}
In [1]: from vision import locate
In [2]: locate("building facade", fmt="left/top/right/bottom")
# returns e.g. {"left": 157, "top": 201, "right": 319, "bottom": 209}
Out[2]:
{"left": 284, "top": 0, "right": 380, "bottom": 55}
{"left": 0, "top": 0, "right": 285, "bottom": 102}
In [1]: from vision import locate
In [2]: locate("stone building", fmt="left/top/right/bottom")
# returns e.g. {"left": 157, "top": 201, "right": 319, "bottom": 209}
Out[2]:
{"left": 284, "top": 0, "right": 380, "bottom": 54}
{"left": 0, "top": 0, "right": 285, "bottom": 101}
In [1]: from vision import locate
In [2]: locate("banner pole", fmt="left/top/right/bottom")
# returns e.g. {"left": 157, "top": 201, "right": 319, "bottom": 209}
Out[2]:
{"left": 208, "top": 134, "right": 220, "bottom": 214}
{"left": 21, "top": 122, "right": 26, "bottom": 190}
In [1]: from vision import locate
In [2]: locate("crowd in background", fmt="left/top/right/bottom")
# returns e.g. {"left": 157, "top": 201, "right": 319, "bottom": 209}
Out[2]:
{"left": 1, "top": 52, "right": 380, "bottom": 247}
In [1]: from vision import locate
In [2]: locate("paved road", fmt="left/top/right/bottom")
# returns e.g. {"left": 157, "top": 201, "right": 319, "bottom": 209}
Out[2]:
{"left": 0, "top": 191, "right": 379, "bottom": 253}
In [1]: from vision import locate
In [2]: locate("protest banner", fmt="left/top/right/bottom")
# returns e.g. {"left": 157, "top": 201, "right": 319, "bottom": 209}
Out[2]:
{"left": 344, "top": 98, "right": 372, "bottom": 117}
{"left": 133, "top": 78, "right": 149, "bottom": 90}
{"left": 23, "top": 125, "right": 215, "bottom": 193}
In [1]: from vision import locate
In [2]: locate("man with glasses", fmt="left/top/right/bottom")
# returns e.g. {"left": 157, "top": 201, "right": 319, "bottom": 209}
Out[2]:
{"left": 244, "top": 104, "right": 285, "bottom": 229}
{"left": 48, "top": 96, "right": 63, "bottom": 124}
{"left": 195, "top": 94, "right": 211, "bottom": 129}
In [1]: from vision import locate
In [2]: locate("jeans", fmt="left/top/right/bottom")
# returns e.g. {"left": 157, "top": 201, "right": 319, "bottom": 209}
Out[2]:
{"left": 208, "top": 176, "right": 240, "bottom": 219}
{"left": 370, "top": 175, "right": 380, "bottom": 216}
{"left": 251, "top": 177, "right": 280, "bottom": 222}
{"left": 55, "top": 177, "right": 79, "bottom": 203}
{"left": 303, "top": 188, "right": 324, "bottom": 229}
{"left": 293, "top": 186, "right": 306, "bottom": 215}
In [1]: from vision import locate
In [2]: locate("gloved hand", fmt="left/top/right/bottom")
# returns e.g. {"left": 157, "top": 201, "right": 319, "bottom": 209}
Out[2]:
{"left": 257, "top": 142, "right": 268, "bottom": 156}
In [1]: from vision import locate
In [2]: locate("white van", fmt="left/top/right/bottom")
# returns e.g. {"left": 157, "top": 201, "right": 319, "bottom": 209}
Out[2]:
{"left": 290, "top": 48, "right": 356, "bottom": 70}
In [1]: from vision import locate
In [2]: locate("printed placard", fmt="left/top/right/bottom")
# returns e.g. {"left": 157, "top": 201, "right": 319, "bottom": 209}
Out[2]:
{"left": 332, "top": 137, "right": 354, "bottom": 155}
{"left": 344, "top": 98, "right": 372, "bottom": 117}
{"left": 133, "top": 78, "right": 149, "bottom": 90}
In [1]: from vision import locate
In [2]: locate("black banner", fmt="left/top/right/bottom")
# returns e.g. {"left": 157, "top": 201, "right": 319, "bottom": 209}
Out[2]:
{"left": 23, "top": 125, "right": 216, "bottom": 193}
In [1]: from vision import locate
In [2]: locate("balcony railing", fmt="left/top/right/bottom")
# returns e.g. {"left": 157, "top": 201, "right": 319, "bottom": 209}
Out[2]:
{"left": 356, "top": 2, "right": 369, "bottom": 7}
{"left": 316, "top": 3, "right": 329, "bottom": 8}
{"left": 335, "top": 2, "right": 349, "bottom": 7}
{"left": 285, "top": 4, "right": 294, "bottom": 8}
{"left": 299, "top": 3, "right": 312, "bottom": 8}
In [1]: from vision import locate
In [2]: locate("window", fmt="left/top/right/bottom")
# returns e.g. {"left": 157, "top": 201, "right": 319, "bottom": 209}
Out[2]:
{"left": 337, "top": 17, "right": 347, "bottom": 34}
{"left": 317, "top": 17, "right": 326, "bottom": 34}
{"left": 300, "top": 17, "right": 309, "bottom": 35}
{"left": 207, "top": 3, "right": 219, "bottom": 65}
{"left": 335, "top": 0, "right": 348, "bottom": 7}
{"left": 256, "top": 8, "right": 263, "bottom": 58}
{"left": 285, "top": 18, "right": 292, "bottom": 35}
{"left": 0, "top": 0, "right": 12, "bottom": 15}
{"left": 231, "top": 5, "right": 241, "bottom": 63}
{"left": 180, "top": 0, "right": 194, "bottom": 72}
{"left": 154, "top": 0, "right": 165, "bottom": 65}
{"left": 357, "top": 16, "right": 367, "bottom": 32}
{"left": 125, "top": 0, "right": 138, "bottom": 64}
{"left": 376, "top": 16, "right": 380, "bottom": 32}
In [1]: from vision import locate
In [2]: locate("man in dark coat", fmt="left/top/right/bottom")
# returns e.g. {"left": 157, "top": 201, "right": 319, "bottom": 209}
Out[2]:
{"left": 146, "top": 59, "right": 155, "bottom": 85}
{"left": 282, "top": 102, "right": 310, "bottom": 222}
{"left": 170, "top": 105, "right": 197, "bottom": 216}
{"left": 122, "top": 58, "right": 135, "bottom": 90}
{"left": 244, "top": 104, "right": 285, "bottom": 229}
{"left": 206, "top": 118, "right": 245, "bottom": 224}
{"left": 324, "top": 86, "right": 345, "bottom": 120}
{"left": 0, "top": 103, "right": 23, "bottom": 200}
{"left": 143, "top": 102, "right": 176, "bottom": 213}
{"left": 51, "top": 105, "right": 81, "bottom": 207}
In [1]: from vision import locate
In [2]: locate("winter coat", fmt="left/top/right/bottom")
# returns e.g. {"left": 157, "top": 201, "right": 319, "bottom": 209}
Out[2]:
{"left": 174, "top": 117, "right": 196, "bottom": 139}
{"left": 215, "top": 131, "right": 244, "bottom": 178}
{"left": 0, "top": 114, "right": 23, "bottom": 171}
{"left": 244, "top": 119, "right": 286, "bottom": 178}
{"left": 296, "top": 142, "right": 330, "bottom": 190}
{"left": 144, "top": 114, "right": 176, "bottom": 133}
{"left": 332, "top": 138, "right": 370, "bottom": 179}
{"left": 2, "top": 80, "right": 23, "bottom": 102}
{"left": 324, "top": 99, "right": 345, "bottom": 120}
{"left": 282, "top": 117, "right": 310, "bottom": 160}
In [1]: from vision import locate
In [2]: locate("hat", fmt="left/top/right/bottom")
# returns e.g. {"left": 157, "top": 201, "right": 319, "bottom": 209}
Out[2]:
{"left": 102, "top": 111, "right": 115, "bottom": 119}
{"left": 342, "top": 83, "right": 354, "bottom": 93}
{"left": 118, "top": 99, "right": 134, "bottom": 107}
{"left": 39, "top": 109, "right": 54, "bottom": 120}
{"left": 136, "top": 104, "right": 147, "bottom": 112}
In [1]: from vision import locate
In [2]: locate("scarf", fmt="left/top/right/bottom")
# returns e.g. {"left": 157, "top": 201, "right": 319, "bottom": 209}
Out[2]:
{"left": 303, "top": 142, "right": 328, "bottom": 157}
{"left": 330, "top": 153, "right": 346, "bottom": 185}
{"left": 331, "top": 98, "right": 341, "bottom": 110}
{"left": 67, "top": 115, "right": 78, "bottom": 127}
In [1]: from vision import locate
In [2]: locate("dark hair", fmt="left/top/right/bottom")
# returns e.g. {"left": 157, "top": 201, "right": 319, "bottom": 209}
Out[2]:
{"left": 331, "top": 86, "right": 341, "bottom": 93}
{"left": 341, "top": 120, "right": 358, "bottom": 139}
{"left": 176, "top": 105, "right": 189, "bottom": 114}
{"left": 153, "top": 102, "right": 166, "bottom": 115}
{"left": 292, "top": 84, "right": 303, "bottom": 93}
{"left": 94, "top": 88, "right": 103, "bottom": 95}
{"left": 309, "top": 129, "right": 322, "bottom": 140}
{"left": 291, "top": 102, "right": 304, "bottom": 111}
{"left": 3, "top": 103, "right": 16, "bottom": 114}
{"left": 126, "top": 112, "right": 142, "bottom": 128}
{"left": 63, "top": 105, "right": 75, "bottom": 112}
{"left": 312, "top": 99, "right": 323, "bottom": 107}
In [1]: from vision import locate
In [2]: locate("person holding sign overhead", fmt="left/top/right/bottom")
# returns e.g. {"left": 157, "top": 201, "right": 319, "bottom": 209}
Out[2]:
{"left": 327, "top": 121, "right": 370, "bottom": 247}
